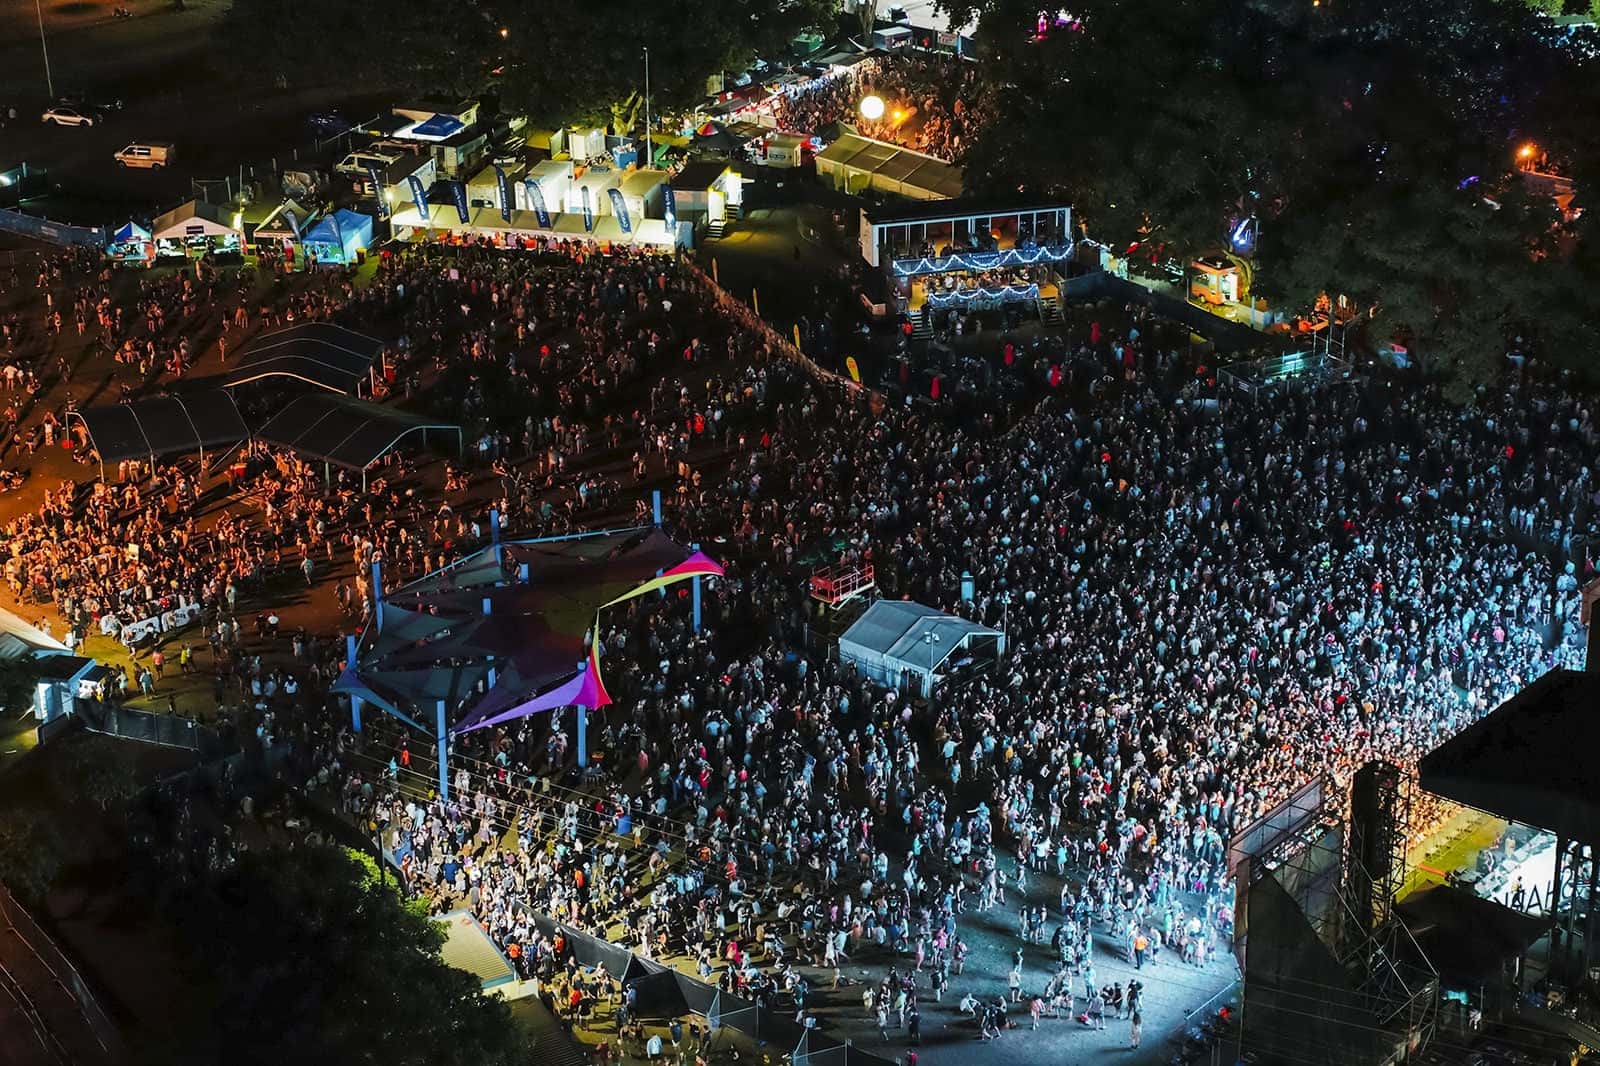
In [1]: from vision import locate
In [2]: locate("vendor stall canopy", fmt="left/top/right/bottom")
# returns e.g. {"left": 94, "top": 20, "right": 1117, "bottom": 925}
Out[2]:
{"left": 112, "top": 220, "right": 151, "bottom": 244}
{"left": 814, "top": 133, "right": 963, "bottom": 201}
{"left": 151, "top": 199, "right": 240, "bottom": 242}
{"left": 221, "top": 322, "right": 384, "bottom": 394}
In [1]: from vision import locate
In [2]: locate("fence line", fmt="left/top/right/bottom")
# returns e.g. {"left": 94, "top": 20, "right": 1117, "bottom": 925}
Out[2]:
{"left": 0, "top": 881, "right": 123, "bottom": 1060}
{"left": 0, "top": 208, "right": 107, "bottom": 249}
{"left": 74, "top": 701, "right": 221, "bottom": 756}
{"left": 678, "top": 258, "right": 862, "bottom": 395}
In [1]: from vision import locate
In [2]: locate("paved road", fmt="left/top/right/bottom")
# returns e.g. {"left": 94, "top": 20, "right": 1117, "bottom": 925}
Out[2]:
{"left": 1, "top": 0, "right": 387, "bottom": 225}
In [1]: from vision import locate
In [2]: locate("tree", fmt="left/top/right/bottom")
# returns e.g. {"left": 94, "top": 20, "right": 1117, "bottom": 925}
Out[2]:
{"left": 144, "top": 844, "right": 521, "bottom": 1066}
{"left": 218, "top": 0, "right": 496, "bottom": 96}
{"left": 219, "top": 0, "right": 833, "bottom": 126}
{"left": 0, "top": 809, "right": 63, "bottom": 905}
{"left": 494, "top": 0, "right": 835, "bottom": 125}
{"left": 53, "top": 742, "right": 142, "bottom": 814}
{"left": 0, "top": 657, "right": 39, "bottom": 716}
{"left": 856, "top": 0, "right": 881, "bottom": 41}
{"left": 946, "top": 0, "right": 1600, "bottom": 385}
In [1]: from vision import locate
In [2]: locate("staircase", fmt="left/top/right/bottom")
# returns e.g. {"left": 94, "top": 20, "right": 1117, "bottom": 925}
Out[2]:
{"left": 705, "top": 203, "right": 740, "bottom": 241}
{"left": 908, "top": 308, "right": 933, "bottom": 341}
{"left": 1038, "top": 295, "right": 1064, "bottom": 327}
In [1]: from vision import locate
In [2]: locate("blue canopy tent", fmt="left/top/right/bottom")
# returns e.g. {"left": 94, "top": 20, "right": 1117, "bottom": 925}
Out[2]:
{"left": 108, "top": 220, "right": 154, "bottom": 267}
{"left": 302, "top": 209, "right": 373, "bottom": 265}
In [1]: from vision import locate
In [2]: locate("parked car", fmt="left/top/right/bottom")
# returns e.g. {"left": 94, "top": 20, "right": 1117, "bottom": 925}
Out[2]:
{"left": 334, "top": 149, "right": 402, "bottom": 178}
{"left": 41, "top": 105, "right": 97, "bottom": 127}
{"left": 113, "top": 142, "right": 175, "bottom": 169}
{"left": 305, "top": 111, "right": 347, "bottom": 135}
{"left": 59, "top": 91, "right": 122, "bottom": 112}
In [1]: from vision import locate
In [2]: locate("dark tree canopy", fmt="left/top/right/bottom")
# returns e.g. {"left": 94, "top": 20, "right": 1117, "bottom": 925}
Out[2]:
{"left": 220, "top": 0, "right": 834, "bottom": 124}
{"left": 142, "top": 844, "right": 521, "bottom": 1066}
{"left": 946, "top": 0, "right": 1600, "bottom": 385}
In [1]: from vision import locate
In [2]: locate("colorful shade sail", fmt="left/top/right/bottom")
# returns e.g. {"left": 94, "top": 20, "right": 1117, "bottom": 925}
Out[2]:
{"left": 449, "top": 548, "right": 718, "bottom": 734}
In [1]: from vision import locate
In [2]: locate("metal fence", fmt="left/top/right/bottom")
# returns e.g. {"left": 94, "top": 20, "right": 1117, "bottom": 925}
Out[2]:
{"left": 0, "top": 208, "right": 107, "bottom": 249}
{"left": 75, "top": 701, "right": 223, "bottom": 756}
{"left": 0, "top": 882, "right": 123, "bottom": 1061}
{"left": 513, "top": 905, "right": 896, "bottom": 1066}
{"left": 1064, "top": 271, "right": 1275, "bottom": 354}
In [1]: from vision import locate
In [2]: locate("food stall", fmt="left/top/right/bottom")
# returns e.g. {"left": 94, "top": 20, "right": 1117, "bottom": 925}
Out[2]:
{"left": 106, "top": 220, "right": 154, "bottom": 268}
{"left": 151, "top": 200, "right": 243, "bottom": 261}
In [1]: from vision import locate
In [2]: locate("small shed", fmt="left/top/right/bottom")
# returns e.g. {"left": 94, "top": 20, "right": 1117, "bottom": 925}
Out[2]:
{"left": 521, "top": 159, "right": 573, "bottom": 216}
{"left": 838, "top": 600, "right": 1003, "bottom": 697}
{"left": 763, "top": 132, "right": 808, "bottom": 168}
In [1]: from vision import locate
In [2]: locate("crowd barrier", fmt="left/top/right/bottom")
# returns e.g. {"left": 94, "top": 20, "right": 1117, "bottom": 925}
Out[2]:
{"left": 512, "top": 904, "right": 897, "bottom": 1066}
{"left": 0, "top": 208, "right": 107, "bottom": 249}
{"left": 679, "top": 259, "right": 863, "bottom": 396}
{"left": 0, "top": 881, "right": 123, "bottom": 1060}
{"left": 1086, "top": 272, "right": 1272, "bottom": 354}
{"left": 75, "top": 701, "right": 223, "bottom": 757}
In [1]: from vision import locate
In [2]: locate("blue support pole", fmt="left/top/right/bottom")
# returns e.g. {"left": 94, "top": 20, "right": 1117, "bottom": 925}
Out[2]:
{"left": 370, "top": 559, "right": 384, "bottom": 631}
{"left": 576, "top": 706, "right": 588, "bottom": 769}
{"left": 575, "top": 659, "right": 589, "bottom": 769}
{"left": 436, "top": 699, "right": 449, "bottom": 801}
{"left": 691, "top": 541, "right": 702, "bottom": 634}
{"left": 482, "top": 596, "right": 493, "bottom": 616}
{"left": 519, "top": 562, "right": 530, "bottom": 583}
{"left": 651, "top": 489, "right": 662, "bottom": 526}
{"left": 490, "top": 508, "right": 502, "bottom": 567}
{"left": 346, "top": 633, "right": 362, "bottom": 733}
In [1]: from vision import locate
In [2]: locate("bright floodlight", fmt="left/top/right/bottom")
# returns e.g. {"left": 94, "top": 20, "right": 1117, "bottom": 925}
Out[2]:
{"left": 860, "top": 95, "right": 886, "bottom": 121}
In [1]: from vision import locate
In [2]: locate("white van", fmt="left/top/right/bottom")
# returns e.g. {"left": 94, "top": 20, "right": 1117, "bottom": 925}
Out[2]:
{"left": 114, "top": 142, "right": 175, "bottom": 169}
{"left": 335, "top": 149, "right": 402, "bottom": 177}
{"left": 370, "top": 139, "right": 427, "bottom": 157}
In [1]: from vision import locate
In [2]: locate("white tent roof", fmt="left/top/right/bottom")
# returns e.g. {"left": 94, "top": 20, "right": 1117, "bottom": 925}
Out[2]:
{"left": 839, "top": 600, "right": 1000, "bottom": 674}
{"left": 253, "top": 199, "right": 316, "bottom": 239}
{"left": 815, "top": 133, "right": 963, "bottom": 200}
{"left": 152, "top": 200, "right": 241, "bottom": 241}
{"left": 529, "top": 159, "right": 574, "bottom": 182}
{"left": 0, "top": 604, "right": 69, "bottom": 657}
{"left": 389, "top": 207, "right": 677, "bottom": 247}
{"left": 571, "top": 168, "right": 623, "bottom": 198}
{"left": 619, "top": 169, "right": 669, "bottom": 198}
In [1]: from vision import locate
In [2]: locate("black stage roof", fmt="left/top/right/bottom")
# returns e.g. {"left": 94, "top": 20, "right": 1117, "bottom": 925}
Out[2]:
{"left": 1396, "top": 883, "right": 1546, "bottom": 980}
{"left": 1418, "top": 668, "right": 1600, "bottom": 843}
{"left": 255, "top": 393, "right": 460, "bottom": 472}
{"left": 222, "top": 322, "right": 385, "bottom": 394}
{"left": 73, "top": 390, "right": 247, "bottom": 463}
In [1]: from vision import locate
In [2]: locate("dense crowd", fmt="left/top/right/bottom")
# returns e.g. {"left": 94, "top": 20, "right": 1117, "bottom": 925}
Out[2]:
{"left": 771, "top": 55, "right": 988, "bottom": 163}
{"left": 300, "top": 256, "right": 1592, "bottom": 1049}
{"left": 7, "top": 235, "right": 1596, "bottom": 1053}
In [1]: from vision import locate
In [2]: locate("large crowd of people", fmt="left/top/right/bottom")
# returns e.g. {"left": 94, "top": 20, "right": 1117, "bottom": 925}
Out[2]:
{"left": 5, "top": 231, "right": 1596, "bottom": 1055}
{"left": 771, "top": 55, "right": 988, "bottom": 163}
